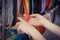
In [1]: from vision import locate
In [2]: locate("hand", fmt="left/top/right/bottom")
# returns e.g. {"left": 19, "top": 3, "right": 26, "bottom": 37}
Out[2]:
{"left": 28, "top": 14, "right": 49, "bottom": 26}
{"left": 15, "top": 17, "right": 45, "bottom": 40}
{"left": 15, "top": 17, "right": 39, "bottom": 35}
{"left": 15, "top": 17, "right": 31, "bottom": 34}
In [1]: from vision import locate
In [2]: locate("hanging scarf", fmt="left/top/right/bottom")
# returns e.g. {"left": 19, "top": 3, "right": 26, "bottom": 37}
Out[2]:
{"left": 23, "top": 0, "right": 30, "bottom": 22}
{"left": 23, "top": 0, "right": 45, "bottom": 34}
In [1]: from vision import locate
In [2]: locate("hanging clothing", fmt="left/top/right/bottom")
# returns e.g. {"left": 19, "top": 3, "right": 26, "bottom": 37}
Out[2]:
{"left": 45, "top": 0, "right": 50, "bottom": 11}
{"left": 41, "top": 0, "right": 49, "bottom": 13}
{"left": 29, "top": 0, "right": 34, "bottom": 14}
{"left": 50, "top": 0, "right": 56, "bottom": 9}
{"left": 34, "top": 0, "right": 42, "bottom": 13}
{"left": 23, "top": 0, "right": 30, "bottom": 22}
{"left": 11, "top": 0, "right": 17, "bottom": 26}
{"left": 6, "top": 0, "right": 13, "bottom": 28}
{"left": 48, "top": 0, "right": 59, "bottom": 10}
{"left": 29, "top": 0, "right": 32, "bottom": 14}
{"left": 32, "top": 0, "right": 34, "bottom": 14}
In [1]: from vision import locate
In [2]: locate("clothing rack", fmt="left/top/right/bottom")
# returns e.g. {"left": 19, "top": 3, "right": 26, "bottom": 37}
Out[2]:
{"left": 1, "top": 0, "right": 59, "bottom": 40}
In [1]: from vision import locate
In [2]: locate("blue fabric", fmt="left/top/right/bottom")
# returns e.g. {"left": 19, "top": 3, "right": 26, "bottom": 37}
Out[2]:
{"left": 6, "top": 29, "right": 30, "bottom": 40}
{"left": 17, "top": 33, "right": 29, "bottom": 40}
{"left": 6, "top": 29, "right": 17, "bottom": 34}
{"left": 19, "top": 33, "right": 29, "bottom": 40}
{"left": 17, "top": 34, "right": 22, "bottom": 40}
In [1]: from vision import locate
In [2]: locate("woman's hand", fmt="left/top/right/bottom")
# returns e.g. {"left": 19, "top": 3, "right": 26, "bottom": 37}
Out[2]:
{"left": 28, "top": 14, "right": 49, "bottom": 26}
{"left": 16, "top": 17, "right": 32, "bottom": 34}
{"left": 15, "top": 17, "right": 45, "bottom": 40}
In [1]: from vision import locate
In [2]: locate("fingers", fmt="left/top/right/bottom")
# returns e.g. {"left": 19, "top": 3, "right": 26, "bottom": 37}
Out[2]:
{"left": 30, "top": 14, "right": 43, "bottom": 18}
{"left": 17, "top": 17, "right": 26, "bottom": 22}
{"left": 31, "top": 14, "right": 41, "bottom": 16}
{"left": 30, "top": 14, "right": 37, "bottom": 17}
{"left": 30, "top": 14, "right": 38, "bottom": 19}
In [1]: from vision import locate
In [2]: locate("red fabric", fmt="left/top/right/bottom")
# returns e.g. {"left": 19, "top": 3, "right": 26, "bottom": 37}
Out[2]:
{"left": 23, "top": 0, "right": 30, "bottom": 22}
{"left": 23, "top": 0, "right": 45, "bottom": 34}
{"left": 35, "top": 26, "right": 45, "bottom": 34}
{"left": 45, "top": 0, "right": 50, "bottom": 10}
{"left": 23, "top": 15, "right": 30, "bottom": 22}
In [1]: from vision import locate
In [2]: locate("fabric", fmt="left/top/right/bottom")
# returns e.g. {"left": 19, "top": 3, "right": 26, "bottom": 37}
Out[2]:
{"left": 23, "top": 0, "right": 30, "bottom": 22}
{"left": 6, "top": 29, "right": 18, "bottom": 40}
{"left": 12, "top": 0, "right": 17, "bottom": 26}
{"left": 41, "top": 0, "right": 49, "bottom": 13}
{"left": 6, "top": 0, "right": 13, "bottom": 28}
{"left": 6, "top": 29, "right": 30, "bottom": 40}
{"left": 45, "top": 0, "right": 50, "bottom": 11}
{"left": 34, "top": 0, "right": 41, "bottom": 13}
{"left": 29, "top": 0, "right": 34, "bottom": 14}
{"left": 17, "top": 0, "right": 22, "bottom": 18}
{"left": 29, "top": 0, "right": 32, "bottom": 14}
{"left": 19, "top": 33, "right": 30, "bottom": 40}
{"left": 50, "top": 0, "right": 56, "bottom": 9}
{"left": 32, "top": 0, "right": 34, "bottom": 14}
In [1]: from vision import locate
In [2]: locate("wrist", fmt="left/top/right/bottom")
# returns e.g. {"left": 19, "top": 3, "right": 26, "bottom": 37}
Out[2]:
{"left": 42, "top": 20, "right": 50, "bottom": 27}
